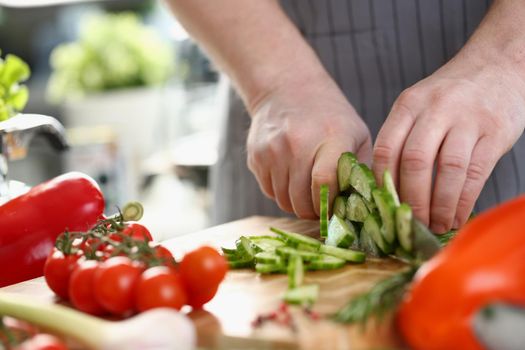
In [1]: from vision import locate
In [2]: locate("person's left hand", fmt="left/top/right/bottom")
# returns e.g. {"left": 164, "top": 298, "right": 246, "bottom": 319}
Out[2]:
{"left": 373, "top": 52, "right": 525, "bottom": 233}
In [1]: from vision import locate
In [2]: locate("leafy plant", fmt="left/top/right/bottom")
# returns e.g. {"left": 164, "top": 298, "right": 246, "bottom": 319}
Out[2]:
{"left": 47, "top": 12, "right": 175, "bottom": 103}
{"left": 0, "top": 51, "right": 30, "bottom": 121}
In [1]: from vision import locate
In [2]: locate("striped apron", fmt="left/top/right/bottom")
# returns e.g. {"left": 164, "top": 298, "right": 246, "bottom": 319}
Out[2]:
{"left": 210, "top": 0, "right": 525, "bottom": 225}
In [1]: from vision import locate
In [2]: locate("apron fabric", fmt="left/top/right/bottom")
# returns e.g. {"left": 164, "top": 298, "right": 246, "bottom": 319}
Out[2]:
{"left": 210, "top": 0, "right": 524, "bottom": 225}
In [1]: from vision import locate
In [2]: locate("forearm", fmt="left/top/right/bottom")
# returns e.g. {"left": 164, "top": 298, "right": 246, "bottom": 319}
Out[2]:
{"left": 164, "top": 0, "right": 332, "bottom": 112}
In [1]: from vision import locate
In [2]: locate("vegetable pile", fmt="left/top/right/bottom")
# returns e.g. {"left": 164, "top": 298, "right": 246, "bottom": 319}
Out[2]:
{"left": 43, "top": 202, "right": 228, "bottom": 317}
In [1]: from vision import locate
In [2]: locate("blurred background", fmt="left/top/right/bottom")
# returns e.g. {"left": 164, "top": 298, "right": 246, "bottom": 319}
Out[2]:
{"left": 0, "top": 0, "right": 226, "bottom": 240}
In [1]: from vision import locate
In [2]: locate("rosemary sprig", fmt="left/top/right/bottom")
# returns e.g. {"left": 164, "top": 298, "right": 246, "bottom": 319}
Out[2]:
{"left": 333, "top": 265, "right": 418, "bottom": 324}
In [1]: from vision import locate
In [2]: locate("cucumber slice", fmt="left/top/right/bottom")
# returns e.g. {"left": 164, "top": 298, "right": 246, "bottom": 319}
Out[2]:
{"left": 396, "top": 203, "right": 413, "bottom": 252}
{"left": 275, "top": 246, "right": 322, "bottom": 262}
{"left": 346, "top": 193, "right": 370, "bottom": 223}
{"left": 412, "top": 219, "right": 441, "bottom": 260}
{"left": 372, "top": 188, "right": 396, "bottom": 244}
{"left": 288, "top": 255, "right": 304, "bottom": 288}
{"left": 255, "top": 252, "right": 283, "bottom": 265}
{"left": 333, "top": 195, "right": 348, "bottom": 219}
{"left": 383, "top": 170, "right": 400, "bottom": 207}
{"left": 224, "top": 252, "right": 240, "bottom": 262}
{"left": 349, "top": 163, "right": 376, "bottom": 201}
{"left": 284, "top": 284, "right": 319, "bottom": 305}
{"left": 307, "top": 254, "right": 346, "bottom": 270}
{"left": 270, "top": 227, "right": 321, "bottom": 248}
{"left": 363, "top": 213, "right": 393, "bottom": 254}
{"left": 255, "top": 263, "right": 286, "bottom": 274}
{"left": 320, "top": 184, "right": 329, "bottom": 238}
{"left": 228, "top": 259, "right": 254, "bottom": 269}
{"left": 235, "top": 236, "right": 256, "bottom": 259}
{"left": 320, "top": 245, "right": 366, "bottom": 263}
{"left": 325, "top": 215, "right": 356, "bottom": 248}
{"left": 296, "top": 243, "right": 320, "bottom": 252}
{"left": 248, "top": 236, "right": 285, "bottom": 252}
{"left": 337, "top": 152, "right": 358, "bottom": 192}
{"left": 359, "top": 225, "right": 382, "bottom": 257}
{"left": 221, "top": 247, "right": 238, "bottom": 255}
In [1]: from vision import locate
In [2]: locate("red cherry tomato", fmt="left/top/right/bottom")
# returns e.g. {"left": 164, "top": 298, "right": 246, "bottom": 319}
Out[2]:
{"left": 43, "top": 249, "right": 80, "bottom": 300}
{"left": 93, "top": 256, "right": 143, "bottom": 316}
{"left": 15, "top": 334, "right": 68, "bottom": 350}
{"left": 187, "top": 283, "right": 219, "bottom": 309}
{"left": 69, "top": 260, "right": 105, "bottom": 315}
{"left": 179, "top": 246, "right": 227, "bottom": 305}
{"left": 121, "top": 223, "right": 152, "bottom": 242}
{"left": 135, "top": 266, "right": 187, "bottom": 312}
{"left": 154, "top": 245, "right": 176, "bottom": 268}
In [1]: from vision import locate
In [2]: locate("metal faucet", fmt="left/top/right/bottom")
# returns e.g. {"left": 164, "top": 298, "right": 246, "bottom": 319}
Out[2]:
{"left": 0, "top": 114, "right": 68, "bottom": 202}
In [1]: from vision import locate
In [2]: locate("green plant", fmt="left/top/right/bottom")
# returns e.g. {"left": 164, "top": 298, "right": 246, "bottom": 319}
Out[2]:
{"left": 0, "top": 51, "right": 30, "bottom": 121}
{"left": 47, "top": 12, "right": 175, "bottom": 103}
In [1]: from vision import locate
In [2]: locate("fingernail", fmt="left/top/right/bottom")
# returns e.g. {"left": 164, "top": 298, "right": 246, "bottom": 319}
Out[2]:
{"left": 431, "top": 223, "right": 446, "bottom": 234}
{"left": 453, "top": 218, "right": 459, "bottom": 229}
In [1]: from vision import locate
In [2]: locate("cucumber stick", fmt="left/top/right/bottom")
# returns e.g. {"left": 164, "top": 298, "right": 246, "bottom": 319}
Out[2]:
{"left": 346, "top": 193, "right": 370, "bottom": 222}
{"left": 337, "top": 152, "right": 358, "bottom": 192}
{"left": 308, "top": 254, "right": 346, "bottom": 270}
{"left": 372, "top": 188, "right": 396, "bottom": 244}
{"left": 228, "top": 259, "right": 254, "bottom": 268}
{"left": 248, "top": 236, "right": 285, "bottom": 252}
{"left": 320, "top": 245, "right": 365, "bottom": 263}
{"left": 349, "top": 163, "right": 376, "bottom": 201}
{"left": 320, "top": 184, "right": 329, "bottom": 238}
{"left": 255, "top": 263, "right": 286, "bottom": 274}
{"left": 255, "top": 252, "right": 283, "bottom": 265}
{"left": 288, "top": 255, "right": 304, "bottom": 288}
{"left": 333, "top": 196, "right": 348, "bottom": 219}
{"left": 383, "top": 170, "right": 400, "bottom": 207}
{"left": 235, "top": 236, "right": 256, "bottom": 260}
{"left": 396, "top": 203, "right": 413, "bottom": 252}
{"left": 325, "top": 215, "right": 356, "bottom": 248}
{"left": 284, "top": 284, "right": 319, "bottom": 305}
{"left": 276, "top": 246, "right": 321, "bottom": 261}
{"left": 363, "top": 213, "right": 393, "bottom": 254}
{"left": 270, "top": 227, "right": 321, "bottom": 248}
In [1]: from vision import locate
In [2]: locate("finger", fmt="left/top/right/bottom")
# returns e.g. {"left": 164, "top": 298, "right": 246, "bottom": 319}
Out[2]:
{"left": 454, "top": 136, "right": 500, "bottom": 228}
{"left": 399, "top": 117, "right": 448, "bottom": 226}
{"left": 430, "top": 128, "right": 478, "bottom": 233}
{"left": 373, "top": 102, "right": 417, "bottom": 187}
{"left": 247, "top": 155, "right": 275, "bottom": 199}
{"left": 270, "top": 166, "right": 293, "bottom": 213}
{"left": 311, "top": 143, "right": 341, "bottom": 217}
{"left": 356, "top": 134, "right": 373, "bottom": 167}
{"left": 289, "top": 158, "right": 316, "bottom": 219}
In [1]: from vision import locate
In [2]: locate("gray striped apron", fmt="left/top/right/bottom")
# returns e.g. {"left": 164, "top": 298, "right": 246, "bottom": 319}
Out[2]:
{"left": 210, "top": 0, "right": 524, "bottom": 225}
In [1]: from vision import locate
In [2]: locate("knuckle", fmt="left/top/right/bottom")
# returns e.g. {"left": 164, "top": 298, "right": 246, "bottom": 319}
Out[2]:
{"left": 397, "top": 87, "right": 421, "bottom": 106}
{"left": 439, "top": 154, "right": 468, "bottom": 174}
{"left": 401, "top": 148, "right": 431, "bottom": 172}
{"left": 466, "top": 161, "right": 487, "bottom": 183}
{"left": 373, "top": 144, "right": 395, "bottom": 165}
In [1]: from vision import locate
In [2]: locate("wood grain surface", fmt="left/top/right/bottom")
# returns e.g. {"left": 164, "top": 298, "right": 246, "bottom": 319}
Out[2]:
{"left": 1, "top": 216, "right": 408, "bottom": 350}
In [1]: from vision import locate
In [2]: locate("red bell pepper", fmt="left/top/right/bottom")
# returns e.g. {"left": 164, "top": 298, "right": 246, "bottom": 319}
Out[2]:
{"left": 397, "top": 194, "right": 525, "bottom": 350}
{"left": 0, "top": 172, "right": 104, "bottom": 287}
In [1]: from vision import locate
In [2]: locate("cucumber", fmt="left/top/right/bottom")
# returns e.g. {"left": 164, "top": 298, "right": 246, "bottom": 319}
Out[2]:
{"left": 320, "top": 184, "right": 329, "bottom": 238}
{"left": 224, "top": 252, "right": 240, "bottom": 262}
{"left": 270, "top": 227, "right": 321, "bottom": 248}
{"left": 284, "top": 284, "right": 319, "bottom": 305}
{"left": 255, "top": 252, "right": 283, "bottom": 265}
{"left": 333, "top": 195, "right": 348, "bottom": 219}
{"left": 319, "top": 245, "right": 366, "bottom": 263}
{"left": 359, "top": 224, "right": 382, "bottom": 257}
{"left": 337, "top": 152, "right": 358, "bottom": 192}
{"left": 235, "top": 236, "right": 256, "bottom": 259}
{"left": 363, "top": 213, "right": 393, "bottom": 254}
{"left": 396, "top": 203, "right": 413, "bottom": 252}
{"left": 288, "top": 255, "right": 304, "bottom": 288}
{"left": 221, "top": 247, "right": 238, "bottom": 255}
{"left": 307, "top": 254, "right": 346, "bottom": 270}
{"left": 296, "top": 243, "right": 319, "bottom": 252}
{"left": 383, "top": 170, "right": 400, "bottom": 207}
{"left": 362, "top": 196, "right": 377, "bottom": 212}
{"left": 372, "top": 188, "right": 396, "bottom": 244}
{"left": 349, "top": 163, "right": 376, "bottom": 201}
{"left": 412, "top": 218, "right": 441, "bottom": 260}
{"left": 255, "top": 263, "right": 286, "bottom": 274}
{"left": 228, "top": 259, "right": 254, "bottom": 269}
{"left": 394, "top": 246, "right": 414, "bottom": 261}
{"left": 275, "top": 246, "right": 322, "bottom": 262}
{"left": 346, "top": 193, "right": 370, "bottom": 222}
{"left": 248, "top": 236, "right": 285, "bottom": 252}
{"left": 325, "top": 215, "right": 356, "bottom": 248}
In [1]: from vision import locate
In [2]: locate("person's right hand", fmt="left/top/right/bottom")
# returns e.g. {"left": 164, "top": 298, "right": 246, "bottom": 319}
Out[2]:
{"left": 246, "top": 76, "right": 372, "bottom": 219}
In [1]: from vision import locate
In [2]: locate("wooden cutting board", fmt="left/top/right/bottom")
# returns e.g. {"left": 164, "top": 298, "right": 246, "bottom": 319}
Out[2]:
{"left": 1, "top": 216, "right": 408, "bottom": 350}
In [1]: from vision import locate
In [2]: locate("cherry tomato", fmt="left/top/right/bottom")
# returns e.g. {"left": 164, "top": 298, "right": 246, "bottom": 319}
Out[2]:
{"left": 179, "top": 246, "right": 227, "bottom": 304}
{"left": 135, "top": 266, "right": 187, "bottom": 312}
{"left": 121, "top": 222, "right": 152, "bottom": 242}
{"left": 43, "top": 249, "right": 80, "bottom": 300}
{"left": 187, "top": 283, "right": 219, "bottom": 309}
{"left": 154, "top": 245, "right": 177, "bottom": 268}
{"left": 93, "top": 256, "right": 143, "bottom": 316}
{"left": 15, "top": 334, "right": 68, "bottom": 350}
{"left": 69, "top": 260, "right": 105, "bottom": 315}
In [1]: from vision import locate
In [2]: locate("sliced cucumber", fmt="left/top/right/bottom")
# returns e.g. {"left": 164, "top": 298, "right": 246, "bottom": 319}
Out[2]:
{"left": 284, "top": 284, "right": 319, "bottom": 305}
{"left": 383, "top": 170, "right": 400, "bottom": 207}
{"left": 359, "top": 225, "right": 382, "bottom": 257}
{"left": 372, "top": 188, "right": 396, "bottom": 244}
{"left": 333, "top": 195, "right": 348, "bottom": 219}
{"left": 349, "top": 163, "right": 376, "bottom": 201}
{"left": 394, "top": 246, "right": 414, "bottom": 261}
{"left": 325, "top": 215, "right": 356, "bottom": 248}
{"left": 276, "top": 246, "right": 322, "bottom": 262}
{"left": 337, "top": 152, "right": 358, "bottom": 192}
{"left": 346, "top": 193, "right": 370, "bottom": 223}
{"left": 248, "top": 236, "right": 285, "bottom": 252}
{"left": 221, "top": 247, "right": 238, "bottom": 255}
{"left": 255, "top": 263, "right": 286, "bottom": 274}
{"left": 255, "top": 252, "right": 283, "bottom": 265}
{"left": 396, "top": 203, "right": 413, "bottom": 252}
{"left": 320, "top": 245, "right": 366, "bottom": 263}
{"left": 224, "top": 252, "right": 240, "bottom": 262}
{"left": 412, "top": 218, "right": 441, "bottom": 260}
{"left": 235, "top": 236, "right": 256, "bottom": 259}
{"left": 228, "top": 259, "right": 254, "bottom": 269}
{"left": 363, "top": 213, "right": 393, "bottom": 254}
{"left": 295, "top": 243, "right": 319, "bottom": 252}
{"left": 288, "top": 255, "right": 304, "bottom": 289}
{"left": 307, "top": 254, "right": 346, "bottom": 270}
{"left": 270, "top": 227, "right": 321, "bottom": 248}
{"left": 320, "top": 184, "right": 329, "bottom": 238}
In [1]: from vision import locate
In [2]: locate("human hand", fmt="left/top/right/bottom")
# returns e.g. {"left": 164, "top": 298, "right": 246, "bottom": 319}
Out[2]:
{"left": 247, "top": 75, "right": 372, "bottom": 219}
{"left": 373, "top": 54, "right": 525, "bottom": 233}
